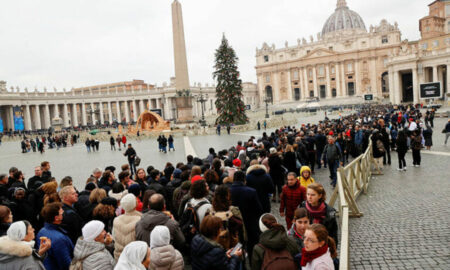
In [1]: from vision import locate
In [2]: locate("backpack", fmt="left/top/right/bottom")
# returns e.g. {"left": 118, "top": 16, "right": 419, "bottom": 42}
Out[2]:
{"left": 179, "top": 200, "right": 209, "bottom": 244}
{"left": 258, "top": 244, "right": 297, "bottom": 270}
{"left": 376, "top": 140, "right": 385, "bottom": 153}
{"left": 173, "top": 187, "right": 190, "bottom": 216}
{"left": 134, "top": 156, "right": 141, "bottom": 166}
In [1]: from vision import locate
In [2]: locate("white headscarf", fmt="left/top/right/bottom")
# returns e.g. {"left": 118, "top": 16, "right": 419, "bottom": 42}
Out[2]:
{"left": 150, "top": 225, "right": 170, "bottom": 249}
{"left": 115, "top": 241, "right": 148, "bottom": 270}
{"left": 7, "top": 221, "right": 27, "bottom": 241}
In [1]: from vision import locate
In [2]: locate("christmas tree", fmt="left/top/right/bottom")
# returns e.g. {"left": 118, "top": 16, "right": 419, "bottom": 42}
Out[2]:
{"left": 213, "top": 34, "right": 248, "bottom": 125}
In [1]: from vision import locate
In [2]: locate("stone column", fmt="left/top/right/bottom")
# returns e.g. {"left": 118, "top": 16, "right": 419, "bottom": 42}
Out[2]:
{"left": 273, "top": 72, "right": 280, "bottom": 103}
{"left": 388, "top": 67, "right": 395, "bottom": 104}
{"left": 147, "top": 99, "right": 152, "bottom": 110}
{"left": 335, "top": 63, "right": 341, "bottom": 97}
{"left": 139, "top": 100, "right": 145, "bottom": 115}
{"left": 44, "top": 104, "right": 51, "bottom": 129}
{"left": 25, "top": 105, "right": 32, "bottom": 131}
{"left": 124, "top": 100, "right": 130, "bottom": 123}
{"left": 287, "top": 70, "right": 293, "bottom": 101}
{"left": 369, "top": 59, "right": 377, "bottom": 96}
{"left": 302, "top": 67, "right": 308, "bottom": 99}
{"left": 8, "top": 106, "right": 15, "bottom": 131}
{"left": 132, "top": 100, "right": 138, "bottom": 122}
{"left": 164, "top": 97, "right": 171, "bottom": 119}
{"left": 394, "top": 71, "right": 401, "bottom": 104}
{"left": 340, "top": 63, "right": 346, "bottom": 96}
{"left": 99, "top": 102, "right": 104, "bottom": 124}
{"left": 433, "top": 66, "right": 438, "bottom": 82}
{"left": 325, "top": 64, "right": 332, "bottom": 98}
{"left": 91, "top": 103, "right": 97, "bottom": 124}
{"left": 354, "top": 60, "right": 361, "bottom": 95}
{"left": 412, "top": 67, "right": 419, "bottom": 104}
{"left": 53, "top": 104, "right": 60, "bottom": 118}
{"left": 312, "top": 66, "right": 318, "bottom": 97}
{"left": 72, "top": 104, "right": 78, "bottom": 127}
{"left": 156, "top": 99, "right": 161, "bottom": 109}
{"left": 172, "top": 0, "right": 190, "bottom": 90}
{"left": 63, "top": 103, "right": 70, "bottom": 127}
{"left": 81, "top": 103, "right": 87, "bottom": 126}
{"left": 107, "top": 102, "right": 113, "bottom": 123}
{"left": 116, "top": 101, "right": 122, "bottom": 123}
{"left": 34, "top": 105, "right": 42, "bottom": 130}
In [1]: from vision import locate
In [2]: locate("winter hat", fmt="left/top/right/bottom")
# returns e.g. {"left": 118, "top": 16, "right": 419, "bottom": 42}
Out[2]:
{"left": 7, "top": 221, "right": 27, "bottom": 241}
{"left": 191, "top": 175, "right": 204, "bottom": 184}
{"left": 121, "top": 194, "right": 137, "bottom": 212}
{"left": 82, "top": 220, "right": 104, "bottom": 242}
{"left": 172, "top": 169, "right": 182, "bottom": 179}
{"left": 150, "top": 225, "right": 170, "bottom": 249}
{"left": 108, "top": 189, "right": 128, "bottom": 201}
{"left": 259, "top": 213, "right": 278, "bottom": 233}
{"left": 128, "top": 184, "right": 141, "bottom": 197}
{"left": 269, "top": 148, "right": 277, "bottom": 154}
{"left": 13, "top": 187, "right": 26, "bottom": 196}
{"left": 232, "top": 159, "right": 241, "bottom": 168}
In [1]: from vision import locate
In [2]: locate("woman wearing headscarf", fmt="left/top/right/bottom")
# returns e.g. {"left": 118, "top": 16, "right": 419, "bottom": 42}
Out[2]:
{"left": 0, "top": 220, "right": 51, "bottom": 269}
{"left": 115, "top": 241, "right": 151, "bottom": 270}
{"left": 71, "top": 220, "right": 115, "bottom": 270}
{"left": 251, "top": 213, "right": 299, "bottom": 270}
{"left": 149, "top": 225, "right": 184, "bottom": 270}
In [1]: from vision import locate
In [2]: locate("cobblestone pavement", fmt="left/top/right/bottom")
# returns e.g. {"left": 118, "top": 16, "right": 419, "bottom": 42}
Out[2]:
{"left": 349, "top": 117, "right": 450, "bottom": 270}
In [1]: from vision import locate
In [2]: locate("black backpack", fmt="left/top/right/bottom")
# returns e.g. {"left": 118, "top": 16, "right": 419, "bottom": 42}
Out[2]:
{"left": 179, "top": 200, "right": 209, "bottom": 244}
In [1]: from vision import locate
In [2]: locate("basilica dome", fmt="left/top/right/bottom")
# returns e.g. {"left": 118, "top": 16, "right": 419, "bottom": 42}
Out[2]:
{"left": 322, "top": 0, "right": 366, "bottom": 37}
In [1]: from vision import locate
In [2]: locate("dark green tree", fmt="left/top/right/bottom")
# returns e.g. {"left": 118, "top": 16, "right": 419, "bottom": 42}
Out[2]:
{"left": 213, "top": 34, "right": 248, "bottom": 125}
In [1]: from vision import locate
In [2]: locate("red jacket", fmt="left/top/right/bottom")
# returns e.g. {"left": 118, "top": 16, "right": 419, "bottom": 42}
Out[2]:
{"left": 280, "top": 182, "right": 306, "bottom": 216}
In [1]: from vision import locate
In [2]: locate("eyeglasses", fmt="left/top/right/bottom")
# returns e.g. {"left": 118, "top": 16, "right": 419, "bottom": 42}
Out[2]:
{"left": 303, "top": 237, "right": 318, "bottom": 243}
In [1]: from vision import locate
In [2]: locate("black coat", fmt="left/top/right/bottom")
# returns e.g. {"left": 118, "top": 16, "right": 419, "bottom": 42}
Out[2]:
{"left": 230, "top": 182, "right": 263, "bottom": 253}
{"left": 268, "top": 154, "right": 284, "bottom": 185}
{"left": 283, "top": 151, "right": 297, "bottom": 173}
{"left": 245, "top": 165, "right": 274, "bottom": 213}
{"left": 191, "top": 234, "right": 240, "bottom": 270}
{"left": 61, "top": 203, "right": 84, "bottom": 245}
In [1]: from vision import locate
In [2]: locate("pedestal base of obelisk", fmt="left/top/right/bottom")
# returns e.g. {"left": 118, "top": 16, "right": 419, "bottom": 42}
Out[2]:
{"left": 175, "top": 97, "right": 194, "bottom": 123}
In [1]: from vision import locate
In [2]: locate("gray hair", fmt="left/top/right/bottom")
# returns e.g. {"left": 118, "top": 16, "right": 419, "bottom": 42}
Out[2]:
{"left": 92, "top": 168, "right": 102, "bottom": 174}
{"left": 58, "top": 186, "right": 75, "bottom": 201}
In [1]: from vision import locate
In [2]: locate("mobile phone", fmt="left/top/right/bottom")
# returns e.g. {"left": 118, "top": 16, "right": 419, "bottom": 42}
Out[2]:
{"left": 231, "top": 243, "right": 242, "bottom": 255}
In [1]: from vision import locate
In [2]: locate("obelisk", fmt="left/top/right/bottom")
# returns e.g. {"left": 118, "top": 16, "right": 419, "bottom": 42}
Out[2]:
{"left": 172, "top": 0, "right": 193, "bottom": 122}
{"left": 172, "top": 0, "right": 190, "bottom": 90}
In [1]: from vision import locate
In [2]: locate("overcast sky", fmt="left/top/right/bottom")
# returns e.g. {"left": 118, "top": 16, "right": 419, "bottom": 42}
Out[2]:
{"left": 0, "top": 0, "right": 429, "bottom": 90}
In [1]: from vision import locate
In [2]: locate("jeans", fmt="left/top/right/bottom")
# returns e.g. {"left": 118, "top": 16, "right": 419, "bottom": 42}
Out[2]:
{"left": 445, "top": 133, "right": 450, "bottom": 144}
{"left": 398, "top": 151, "right": 406, "bottom": 169}
{"left": 86, "top": 146, "right": 91, "bottom": 152}
{"left": 129, "top": 160, "right": 137, "bottom": 176}
{"left": 383, "top": 150, "right": 391, "bottom": 165}
{"left": 328, "top": 160, "right": 340, "bottom": 187}
{"left": 316, "top": 150, "right": 323, "bottom": 168}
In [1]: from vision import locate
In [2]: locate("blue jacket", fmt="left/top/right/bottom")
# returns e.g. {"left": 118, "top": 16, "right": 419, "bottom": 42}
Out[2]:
{"left": 191, "top": 234, "right": 240, "bottom": 270}
{"left": 36, "top": 223, "right": 74, "bottom": 270}
{"left": 354, "top": 130, "right": 364, "bottom": 146}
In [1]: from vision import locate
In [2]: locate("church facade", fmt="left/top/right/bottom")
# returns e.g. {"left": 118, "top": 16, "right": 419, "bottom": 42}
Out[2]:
{"left": 255, "top": 0, "right": 450, "bottom": 105}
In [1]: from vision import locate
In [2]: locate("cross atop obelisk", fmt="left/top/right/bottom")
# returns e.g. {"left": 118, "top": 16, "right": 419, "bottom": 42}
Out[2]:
{"left": 172, "top": 0, "right": 190, "bottom": 91}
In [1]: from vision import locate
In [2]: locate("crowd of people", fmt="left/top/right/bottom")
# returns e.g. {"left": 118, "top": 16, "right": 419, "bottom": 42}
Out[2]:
{"left": 0, "top": 104, "right": 444, "bottom": 270}
{"left": 20, "top": 134, "right": 79, "bottom": 154}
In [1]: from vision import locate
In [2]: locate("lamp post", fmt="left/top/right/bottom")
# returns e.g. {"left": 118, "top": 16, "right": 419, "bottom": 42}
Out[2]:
{"left": 196, "top": 90, "right": 208, "bottom": 127}
{"left": 263, "top": 95, "right": 271, "bottom": 118}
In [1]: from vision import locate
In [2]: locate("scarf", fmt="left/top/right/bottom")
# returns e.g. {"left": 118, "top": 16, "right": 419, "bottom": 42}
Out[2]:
{"left": 305, "top": 202, "right": 326, "bottom": 224}
{"left": 301, "top": 244, "right": 329, "bottom": 266}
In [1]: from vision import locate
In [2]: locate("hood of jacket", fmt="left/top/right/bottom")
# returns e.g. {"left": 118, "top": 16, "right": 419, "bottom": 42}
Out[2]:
{"left": 150, "top": 245, "right": 177, "bottom": 268}
{"left": 299, "top": 166, "right": 312, "bottom": 180}
{"left": 180, "top": 180, "right": 191, "bottom": 190}
{"left": 0, "top": 236, "right": 33, "bottom": 262}
{"left": 140, "top": 210, "right": 170, "bottom": 232}
{"left": 246, "top": 164, "right": 267, "bottom": 175}
{"left": 259, "top": 228, "right": 289, "bottom": 251}
{"left": 191, "top": 234, "right": 223, "bottom": 258}
{"left": 73, "top": 238, "right": 105, "bottom": 261}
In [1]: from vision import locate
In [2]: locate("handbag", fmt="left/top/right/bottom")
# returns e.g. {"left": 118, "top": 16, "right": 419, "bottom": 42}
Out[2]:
{"left": 134, "top": 156, "right": 141, "bottom": 166}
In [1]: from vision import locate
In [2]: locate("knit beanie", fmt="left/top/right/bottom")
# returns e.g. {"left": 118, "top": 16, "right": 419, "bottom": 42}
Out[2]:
{"left": 128, "top": 184, "right": 141, "bottom": 197}
{"left": 191, "top": 175, "right": 204, "bottom": 184}
{"left": 259, "top": 214, "right": 278, "bottom": 233}
{"left": 121, "top": 194, "right": 137, "bottom": 212}
{"left": 82, "top": 220, "right": 104, "bottom": 242}
{"left": 173, "top": 169, "right": 182, "bottom": 179}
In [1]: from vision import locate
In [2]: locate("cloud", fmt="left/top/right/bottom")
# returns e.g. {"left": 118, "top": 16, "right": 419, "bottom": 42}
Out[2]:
{"left": 0, "top": 0, "right": 428, "bottom": 90}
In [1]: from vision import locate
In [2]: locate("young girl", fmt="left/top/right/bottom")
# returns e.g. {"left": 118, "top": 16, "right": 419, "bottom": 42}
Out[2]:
{"left": 287, "top": 208, "right": 309, "bottom": 250}
{"left": 298, "top": 166, "right": 315, "bottom": 189}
